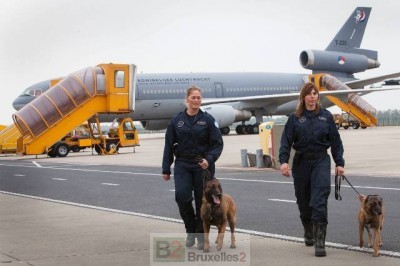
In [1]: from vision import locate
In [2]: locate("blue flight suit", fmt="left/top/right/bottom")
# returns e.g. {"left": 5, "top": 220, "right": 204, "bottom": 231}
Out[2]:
{"left": 279, "top": 108, "right": 344, "bottom": 224}
{"left": 162, "top": 109, "right": 223, "bottom": 235}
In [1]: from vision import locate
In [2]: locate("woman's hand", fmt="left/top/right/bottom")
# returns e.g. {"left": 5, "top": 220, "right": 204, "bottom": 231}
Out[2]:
{"left": 335, "top": 166, "right": 345, "bottom": 176}
{"left": 280, "top": 163, "right": 291, "bottom": 177}
{"left": 199, "top": 159, "right": 209, "bottom": 169}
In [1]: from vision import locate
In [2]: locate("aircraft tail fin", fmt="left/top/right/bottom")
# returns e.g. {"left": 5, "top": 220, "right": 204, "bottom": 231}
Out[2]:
{"left": 326, "top": 7, "right": 372, "bottom": 54}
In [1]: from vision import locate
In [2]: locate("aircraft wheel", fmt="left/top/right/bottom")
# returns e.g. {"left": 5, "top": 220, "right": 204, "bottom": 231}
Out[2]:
{"left": 245, "top": 124, "right": 254, "bottom": 134}
{"left": 55, "top": 143, "right": 70, "bottom": 157}
{"left": 343, "top": 126, "right": 349, "bottom": 129}
{"left": 361, "top": 126, "right": 367, "bottom": 129}
{"left": 220, "top": 127, "right": 230, "bottom": 135}
{"left": 235, "top": 125, "right": 246, "bottom": 135}
{"left": 352, "top": 123, "right": 360, "bottom": 129}
{"left": 252, "top": 124, "right": 259, "bottom": 134}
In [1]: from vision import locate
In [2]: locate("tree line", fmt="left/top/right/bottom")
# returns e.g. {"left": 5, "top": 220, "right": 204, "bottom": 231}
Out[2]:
{"left": 377, "top": 109, "right": 400, "bottom": 126}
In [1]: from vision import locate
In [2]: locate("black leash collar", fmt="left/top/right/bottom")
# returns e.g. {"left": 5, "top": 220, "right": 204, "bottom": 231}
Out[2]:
{"left": 335, "top": 174, "right": 362, "bottom": 200}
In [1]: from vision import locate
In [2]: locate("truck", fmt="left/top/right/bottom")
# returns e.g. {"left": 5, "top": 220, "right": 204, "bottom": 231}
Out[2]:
{"left": 48, "top": 117, "right": 140, "bottom": 157}
{"left": 333, "top": 112, "right": 368, "bottom": 130}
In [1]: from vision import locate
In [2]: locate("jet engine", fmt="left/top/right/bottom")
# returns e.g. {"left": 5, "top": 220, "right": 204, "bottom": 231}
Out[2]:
{"left": 201, "top": 104, "right": 252, "bottom": 128}
{"left": 140, "top": 119, "right": 170, "bottom": 131}
{"left": 299, "top": 50, "right": 380, "bottom": 74}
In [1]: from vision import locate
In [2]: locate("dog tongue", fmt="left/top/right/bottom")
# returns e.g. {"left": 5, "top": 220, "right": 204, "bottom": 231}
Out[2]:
{"left": 213, "top": 195, "right": 220, "bottom": 204}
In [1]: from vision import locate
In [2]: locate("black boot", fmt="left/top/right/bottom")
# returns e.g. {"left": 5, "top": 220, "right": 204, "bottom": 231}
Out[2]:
{"left": 313, "top": 223, "right": 327, "bottom": 257}
{"left": 186, "top": 233, "right": 196, "bottom": 247}
{"left": 197, "top": 233, "right": 204, "bottom": 250}
{"left": 302, "top": 221, "right": 313, "bottom": 246}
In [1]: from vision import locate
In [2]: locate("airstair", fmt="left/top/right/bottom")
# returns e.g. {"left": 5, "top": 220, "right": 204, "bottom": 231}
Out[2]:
{"left": 312, "top": 74, "right": 377, "bottom": 127}
{"left": 0, "top": 124, "right": 21, "bottom": 153}
{"left": 2, "top": 63, "right": 136, "bottom": 155}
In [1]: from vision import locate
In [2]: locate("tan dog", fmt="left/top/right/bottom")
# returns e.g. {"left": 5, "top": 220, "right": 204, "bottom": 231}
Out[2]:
{"left": 200, "top": 178, "right": 236, "bottom": 253}
{"left": 358, "top": 194, "right": 385, "bottom": 257}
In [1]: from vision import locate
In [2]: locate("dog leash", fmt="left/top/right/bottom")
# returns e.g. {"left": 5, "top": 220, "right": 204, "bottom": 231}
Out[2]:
{"left": 335, "top": 174, "right": 362, "bottom": 200}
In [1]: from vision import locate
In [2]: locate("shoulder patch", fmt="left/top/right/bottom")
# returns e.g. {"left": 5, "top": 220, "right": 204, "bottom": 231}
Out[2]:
{"left": 177, "top": 121, "right": 184, "bottom": 127}
{"left": 214, "top": 121, "right": 219, "bottom": 128}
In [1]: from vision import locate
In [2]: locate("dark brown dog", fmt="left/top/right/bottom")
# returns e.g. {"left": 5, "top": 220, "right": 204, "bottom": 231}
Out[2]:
{"left": 358, "top": 194, "right": 385, "bottom": 257}
{"left": 200, "top": 178, "right": 236, "bottom": 253}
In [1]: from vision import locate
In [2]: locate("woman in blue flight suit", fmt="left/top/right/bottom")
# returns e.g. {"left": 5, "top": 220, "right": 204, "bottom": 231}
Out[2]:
{"left": 279, "top": 82, "right": 345, "bottom": 257}
{"left": 162, "top": 86, "right": 223, "bottom": 250}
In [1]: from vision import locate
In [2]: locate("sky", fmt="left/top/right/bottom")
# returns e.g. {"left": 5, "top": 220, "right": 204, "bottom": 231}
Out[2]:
{"left": 0, "top": 0, "right": 399, "bottom": 125}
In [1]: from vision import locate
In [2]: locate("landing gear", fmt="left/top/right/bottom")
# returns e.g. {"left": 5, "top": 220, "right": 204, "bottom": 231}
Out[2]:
{"left": 220, "top": 126, "right": 230, "bottom": 135}
{"left": 235, "top": 123, "right": 260, "bottom": 135}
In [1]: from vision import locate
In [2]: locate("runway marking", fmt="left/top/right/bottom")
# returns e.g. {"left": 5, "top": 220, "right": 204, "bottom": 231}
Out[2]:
{"left": 101, "top": 183, "right": 120, "bottom": 186}
{"left": 169, "top": 189, "right": 175, "bottom": 192}
{"left": 268, "top": 199, "right": 296, "bottom": 203}
{"left": 52, "top": 178, "right": 67, "bottom": 181}
{"left": 14, "top": 174, "right": 25, "bottom": 177}
{"left": 1, "top": 190, "right": 399, "bottom": 259}
{"left": 1, "top": 163, "right": 400, "bottom": 192}
{"left": 32, "top": 161, "right": 42, "bottom": 168}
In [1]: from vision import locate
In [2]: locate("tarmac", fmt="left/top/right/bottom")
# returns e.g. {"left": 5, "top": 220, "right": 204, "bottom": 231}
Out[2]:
{"left": 1, "top": 126, "right": 400, "bottom": 265}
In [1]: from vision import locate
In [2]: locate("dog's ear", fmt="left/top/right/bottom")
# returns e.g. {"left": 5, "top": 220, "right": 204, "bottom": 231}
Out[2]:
{"left": 358, "top": 194, "right": 366, "bottom": 203}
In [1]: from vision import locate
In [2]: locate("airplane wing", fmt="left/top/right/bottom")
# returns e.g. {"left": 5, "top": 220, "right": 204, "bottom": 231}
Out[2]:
{"left": 345, "top": 71, "right": 400, "bottom": 88}
{"left": 201, "top": 86, "right": 400, "bottom": 106}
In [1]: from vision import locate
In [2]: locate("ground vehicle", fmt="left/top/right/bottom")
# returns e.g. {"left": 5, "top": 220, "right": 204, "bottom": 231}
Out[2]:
{"left": 48, "top": 117, "right": 140, "bottom": 157}
{"left": 333, "top": 113, "right": 367, "bottom": 130}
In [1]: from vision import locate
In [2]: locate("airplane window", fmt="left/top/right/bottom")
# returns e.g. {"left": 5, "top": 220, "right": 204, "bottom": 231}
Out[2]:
{"left": 35, "top": 89, "right": 42, "bottom": 96}
{"left": 115, "top": 71, "right": 125, "bottom": 88}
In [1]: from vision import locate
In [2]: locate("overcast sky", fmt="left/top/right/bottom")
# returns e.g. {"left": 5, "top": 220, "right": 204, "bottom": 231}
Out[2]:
{"left": 0, "top": 0, "right": 399, "bottom": 125}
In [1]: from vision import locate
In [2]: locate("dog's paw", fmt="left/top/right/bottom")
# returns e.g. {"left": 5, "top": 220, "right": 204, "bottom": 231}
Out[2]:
{"left": 373, "top": 253, "right": 380, "bottom": 257}
{"left": 359, "top": 241, "right": 364, "bottom": 248}
{"left": 203, "top": 245, "right": 210, "bottom": 253}
{"left": 216, "top": 244, "right": 222, "bottom": 251}
{"left": 230, "top": 243, "right": 236, "bottom": 249}
{"left": 379, "top": 242, "right": 383, "bottom": 247}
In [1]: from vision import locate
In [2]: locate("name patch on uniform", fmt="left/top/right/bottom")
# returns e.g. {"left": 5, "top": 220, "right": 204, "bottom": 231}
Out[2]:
{"left": 318, "top": 116, "right": 327, "bottom": 121}
{"left": 196, "top": 121, "right": 206, "bottom": 126}
{"left": 299, "top": 116, "right": 307, "bottom": 123}
{"left": 177, "top": 121, "right": 184, "bottom": 127}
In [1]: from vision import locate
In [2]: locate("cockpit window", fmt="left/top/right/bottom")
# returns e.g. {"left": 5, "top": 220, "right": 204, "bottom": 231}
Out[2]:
{"left": 23, "top": 89, "right": 42, "bottom": 96}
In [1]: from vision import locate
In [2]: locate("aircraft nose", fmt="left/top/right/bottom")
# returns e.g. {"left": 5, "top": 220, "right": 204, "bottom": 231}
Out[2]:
{"left": 12, "top": 96, "right": 30, "bottom": 111}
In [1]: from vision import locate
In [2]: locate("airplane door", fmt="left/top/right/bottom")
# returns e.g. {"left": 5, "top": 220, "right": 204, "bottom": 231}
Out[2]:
{"left": 214, "top": 82, "right": 223, "bottom": 98}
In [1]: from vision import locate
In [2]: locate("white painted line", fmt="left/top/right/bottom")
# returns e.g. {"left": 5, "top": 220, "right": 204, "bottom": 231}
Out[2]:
{"left": 1, "top": 163, "right": 400, "bottom": 193}
{"left": 268, "top": 199, "right": 296, "bottom": 203}
{"left": 32, "top": 161, "right": 42, "bottom": 168}
{"left": 52, "top": 178, "right": 67, "bottom": 181}
{"left": 14, "top": 174, "right": 25, "bottom": 177}
{"left": 101, "top": 183, "right": 120, "bottom": 186}
{"left": 1, "top": 190, "right": 399, "bottom": 258}
{"left": 169, "top": 189, "right": 175, "bottom": 192}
